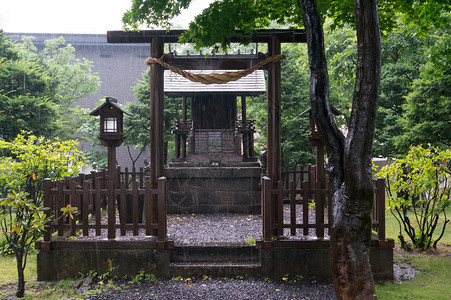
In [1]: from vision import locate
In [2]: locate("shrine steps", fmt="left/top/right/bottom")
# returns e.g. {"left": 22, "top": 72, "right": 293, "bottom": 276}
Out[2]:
{"left": 169, "top": 244, "right": 262, "bottom": 277}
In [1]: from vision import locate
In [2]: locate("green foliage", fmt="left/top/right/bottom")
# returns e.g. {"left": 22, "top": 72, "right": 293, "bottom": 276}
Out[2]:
{"left": 0, "top": 33, "right": 99, "bottom": 142}
{"left": 245, "top": 235, "right": 256, "bottom": 245}
{"left": 377, "top": 146, "right": 451, "bottom": 250}
{"left": 124, "top": 69, "right": 182, "bottom": 164}
{"left": 395, "top": 18, "right": 451, "bottom": 152}
{"left": 0, "top": 236, "right": 14, "bottom": 255}
{"left": 0, "top": 131, "right": 85, "bottom": 195}
{"left": 0, "top": 132, "right": 83, "bottom": 297}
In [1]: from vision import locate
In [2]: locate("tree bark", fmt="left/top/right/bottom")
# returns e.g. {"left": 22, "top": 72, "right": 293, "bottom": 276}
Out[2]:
{"left": 299, "top": 0, "right": 381, "bottom": 299}
{"left": 15, "top": 250, "right": 25, "bottom": 298}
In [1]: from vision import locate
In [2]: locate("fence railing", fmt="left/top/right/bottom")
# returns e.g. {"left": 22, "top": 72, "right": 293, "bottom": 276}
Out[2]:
{"left": 264, "top": 165, "right": 386, "bottom": 241}
{"left": 42, "top": 167, "right": 167, "bottom": 242}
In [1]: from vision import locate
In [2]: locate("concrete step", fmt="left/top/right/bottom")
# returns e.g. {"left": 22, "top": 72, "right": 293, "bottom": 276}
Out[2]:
{"left": 169, "top": 262, "right": 262, "bottom": 278}
{"left": 171, "top": 244, "right": 260, "bottom": 264}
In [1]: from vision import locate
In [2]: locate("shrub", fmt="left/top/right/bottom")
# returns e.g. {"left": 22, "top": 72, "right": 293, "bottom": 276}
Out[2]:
{"left": 377, "top": 145, "right": 451, "bottom": 250}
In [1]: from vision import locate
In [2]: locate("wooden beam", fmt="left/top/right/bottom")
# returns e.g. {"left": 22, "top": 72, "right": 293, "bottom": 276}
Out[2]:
{"left": 150, "top": 36, "right": 164, "bottom": 236}
{"left": 267, "top": 35, "right": 282, "bottom": 237}
{"left": 161, "top": 52, "right": 268, "bottom": 70}
{"left": 107, "top": 29, "right": 306, "bottom": 44}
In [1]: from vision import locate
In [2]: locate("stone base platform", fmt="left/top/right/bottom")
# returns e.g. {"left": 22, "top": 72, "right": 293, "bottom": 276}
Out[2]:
{"left": 165, "top": 166, "right": 262, "bottom": 214}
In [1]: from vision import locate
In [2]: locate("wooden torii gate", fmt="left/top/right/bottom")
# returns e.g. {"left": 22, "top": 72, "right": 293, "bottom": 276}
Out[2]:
{"left": 107, "top": 29, "right": 306, "bottom": 236}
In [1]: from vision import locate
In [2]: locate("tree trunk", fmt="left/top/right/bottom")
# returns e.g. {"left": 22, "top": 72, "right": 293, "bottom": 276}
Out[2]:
{"left": 15, "top": 250, "right": 25, "bottom": 298}
{"left": 299, "top": 0, "right": 381, "bottom": 299}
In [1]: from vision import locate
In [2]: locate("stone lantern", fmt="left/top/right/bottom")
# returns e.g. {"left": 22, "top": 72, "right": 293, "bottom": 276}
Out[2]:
{"left": 90, "top": 97, "right": 131, "bottom": 182}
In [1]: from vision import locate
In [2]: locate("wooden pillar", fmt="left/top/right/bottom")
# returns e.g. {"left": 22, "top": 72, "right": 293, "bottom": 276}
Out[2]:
{"left": 150, "top": 37, "right": 164, "bottom": 236}
{"left": 241, "top": 95, "right": 249, "bottom": 158}
{"left": 181, "top": 95, "right": 187, "bottom": 159}
{"left": 267, "top": 36, "right": 282, "bottom": 236}
{"left": 107, "top": 145, "right": 116, "bottom": 185}
{"left": 182, "top": 95, "right": 187, "bottom": 123}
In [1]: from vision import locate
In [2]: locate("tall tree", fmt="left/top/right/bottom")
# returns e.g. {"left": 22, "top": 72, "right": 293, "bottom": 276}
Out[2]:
{"left": 0, "top": 33, "right": 99, "bottom": 141}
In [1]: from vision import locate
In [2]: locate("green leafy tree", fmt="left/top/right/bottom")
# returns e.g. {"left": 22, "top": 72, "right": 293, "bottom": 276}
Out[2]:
{"left": 0, "top": 33, "right": 99, "bottom": 141}
{"left": 396, "top": 18, "right": 451, "bottom": 151}
{"left": 377, "top": 146, "right": 451, "bottom": 250}
{"left": 0, "top": 132, "right": 83, "bottom": 297}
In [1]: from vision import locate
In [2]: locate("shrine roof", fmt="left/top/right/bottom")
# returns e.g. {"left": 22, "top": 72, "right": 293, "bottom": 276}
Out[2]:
{"left": 164, "top": 70, "right": 266, "bottom": 97}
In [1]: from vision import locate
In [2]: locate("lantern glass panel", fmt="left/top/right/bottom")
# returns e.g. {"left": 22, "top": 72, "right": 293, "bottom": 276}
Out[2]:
{"left": 104, "top": 117, "right": 117, "bottom": 132}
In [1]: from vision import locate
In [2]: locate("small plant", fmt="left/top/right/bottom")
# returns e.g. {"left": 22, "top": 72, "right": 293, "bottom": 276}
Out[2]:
{"left": 130, "top": 270, "right": 159, "bottom": 283}
{"left": 236, "top": 275, "right": 244, "bottom": 280}
{"left": 308, "top": 200, "right": 315, "bottom": 209}
{"left": 245, "top": 236, "right": 256, "bottom": 245}
{"left": 171, "top": 275, "right": 184, "bottom": 281}
{"left": 0, "top": 237, "right": 13, "bottom": 255}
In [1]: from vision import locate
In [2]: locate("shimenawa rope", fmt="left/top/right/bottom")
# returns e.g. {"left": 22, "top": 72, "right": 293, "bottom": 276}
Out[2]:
{"left": 145, "top": 53, "right": 286, "bottom": 85}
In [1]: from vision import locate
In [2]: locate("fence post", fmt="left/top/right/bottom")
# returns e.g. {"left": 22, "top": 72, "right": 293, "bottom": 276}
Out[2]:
{"left": 277, "top": 180, "right": 284, "bottom": 236}
{"left": 157, "top": 177, "right": 167, "bottom": 241}
{"left": 43, "top": 179, "right": 52, "bottom": 242}
{"left": 133, "top": 181, "right": 139, "bottom": 236}
{"left": 262, "top": 177, "right": 272, "bottom": 241}
{"left": 315, "top": 180, "right": 324, "bottom": 238}
{"left": 82, "top": 181, "right": 89, "bottom": 236}
{"left": 145, "top": 181, "right": 152, "bottom": 235}
{"left": 376, "top": 178, "right": 386, "bottom": 240}
{"left": 107, "top": 181, "right": 116, "bottom": 239}
{"left": 120, "top": 181, "right": 127, "bottom": 236}
{"left": 95, "top": 180, "right": 101, "bottom": 236}
{"left": 290, "top": 180, "right": 296, "bottom": 236}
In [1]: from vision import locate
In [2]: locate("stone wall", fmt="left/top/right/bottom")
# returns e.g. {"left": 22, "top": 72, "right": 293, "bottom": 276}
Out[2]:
{"left": 165, "top": 166, "right": 261, "bottom": 214}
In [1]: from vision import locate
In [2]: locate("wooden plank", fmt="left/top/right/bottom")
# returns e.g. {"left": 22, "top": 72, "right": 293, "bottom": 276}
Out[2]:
{"left": 157, "top": 177, "right": 167, "bottom": 241}
{"left": 120, "top": 181, "right": 126, "bottom": 236}
{"left": 107, "top": 181, "right": 115, "bottom": 239}
{"left": 95, "top": 180, "right": 101, "bottom": 236}
{"left": 277, "top": 180, "right": 284, "bottom": 236}
{"left": 262, "top": 177, "right": 272, "bottom": 241}
{"left": 290, "top": 180, "right": 296, "bottom": 236}
{"left": 150, "top": 36, "right": 164, "bottom": 236}
{"left": 139, "top": 167, "right": 144, "bottom": 189}
{"left": 376, "top": 178, "right": 386, "bottom": 240}
{"left": 107, "top": 29, "right": 306, "bottom": 44}
{"left": 133, "top": 181, "right": 139, "bottom": 236}
{"left": 43, "top": 179, "right": 52, "bottom": 242}
{"left": 69, "top": 181, "right": 76, "bottom": 236}
{"left": 315, "top": 180, "right": 324, "bottom": 238}
{"left": 82, "top": 181, "right": 89, "bottom": 236}
{"left": 302, "top": 180, "right": 309, "bottom": 236}
{"left": 145, "top": 181, "right": 152, "bottom": 235}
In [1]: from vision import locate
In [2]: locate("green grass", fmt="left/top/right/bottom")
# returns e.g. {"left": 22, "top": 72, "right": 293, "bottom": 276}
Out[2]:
{"left": 0, "top": 253, "right": 36, "bottom": 285}
{"left": 384, "top": 207, "right": 451, "bottom": 246}
{"left": 375, "top": 206, "right": 451, "bottom": 299}
{"left": 376, "top": 253, "right": 451, "bottom": 299}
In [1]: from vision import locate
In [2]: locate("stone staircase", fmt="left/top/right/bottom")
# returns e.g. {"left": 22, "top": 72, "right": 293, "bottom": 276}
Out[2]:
{"left": 169, "top": 243, "right": 261, "bottom": 277}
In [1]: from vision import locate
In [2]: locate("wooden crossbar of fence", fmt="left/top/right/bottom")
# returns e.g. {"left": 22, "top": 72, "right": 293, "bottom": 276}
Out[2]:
{"left": 42, "top": 167, "right": 167, "bottom": 242}
{"left": 265, "top": 165, "right": 386, "bottom": 241}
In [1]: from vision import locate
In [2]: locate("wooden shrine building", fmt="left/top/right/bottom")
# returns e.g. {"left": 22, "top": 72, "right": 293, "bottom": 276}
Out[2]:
{"left": 167, "top": 69, "right": 265, "bottom": 165}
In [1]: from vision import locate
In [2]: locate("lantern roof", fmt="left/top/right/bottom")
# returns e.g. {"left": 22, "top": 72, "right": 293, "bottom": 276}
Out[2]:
{"left": 90, "top": 97, "right": 132, "bottom": 116}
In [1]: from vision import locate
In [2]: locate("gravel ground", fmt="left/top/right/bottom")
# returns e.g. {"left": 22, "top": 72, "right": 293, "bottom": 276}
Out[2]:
{"left": 77, "top": 204, "right": 328, "bottom": 243}
{"left": 73, "top": 205, "right": 336, "bottom": 299}
{"left": 86, "top": 277, "right": 335, "bottom": 300}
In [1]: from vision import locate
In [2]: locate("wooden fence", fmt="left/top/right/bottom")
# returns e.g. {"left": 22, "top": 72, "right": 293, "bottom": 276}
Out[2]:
{"left": 264, "top": 165, "right": 386, "bottom": 241}
{"left": 42, "top": 167, "right": 167, "bottom": 242}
